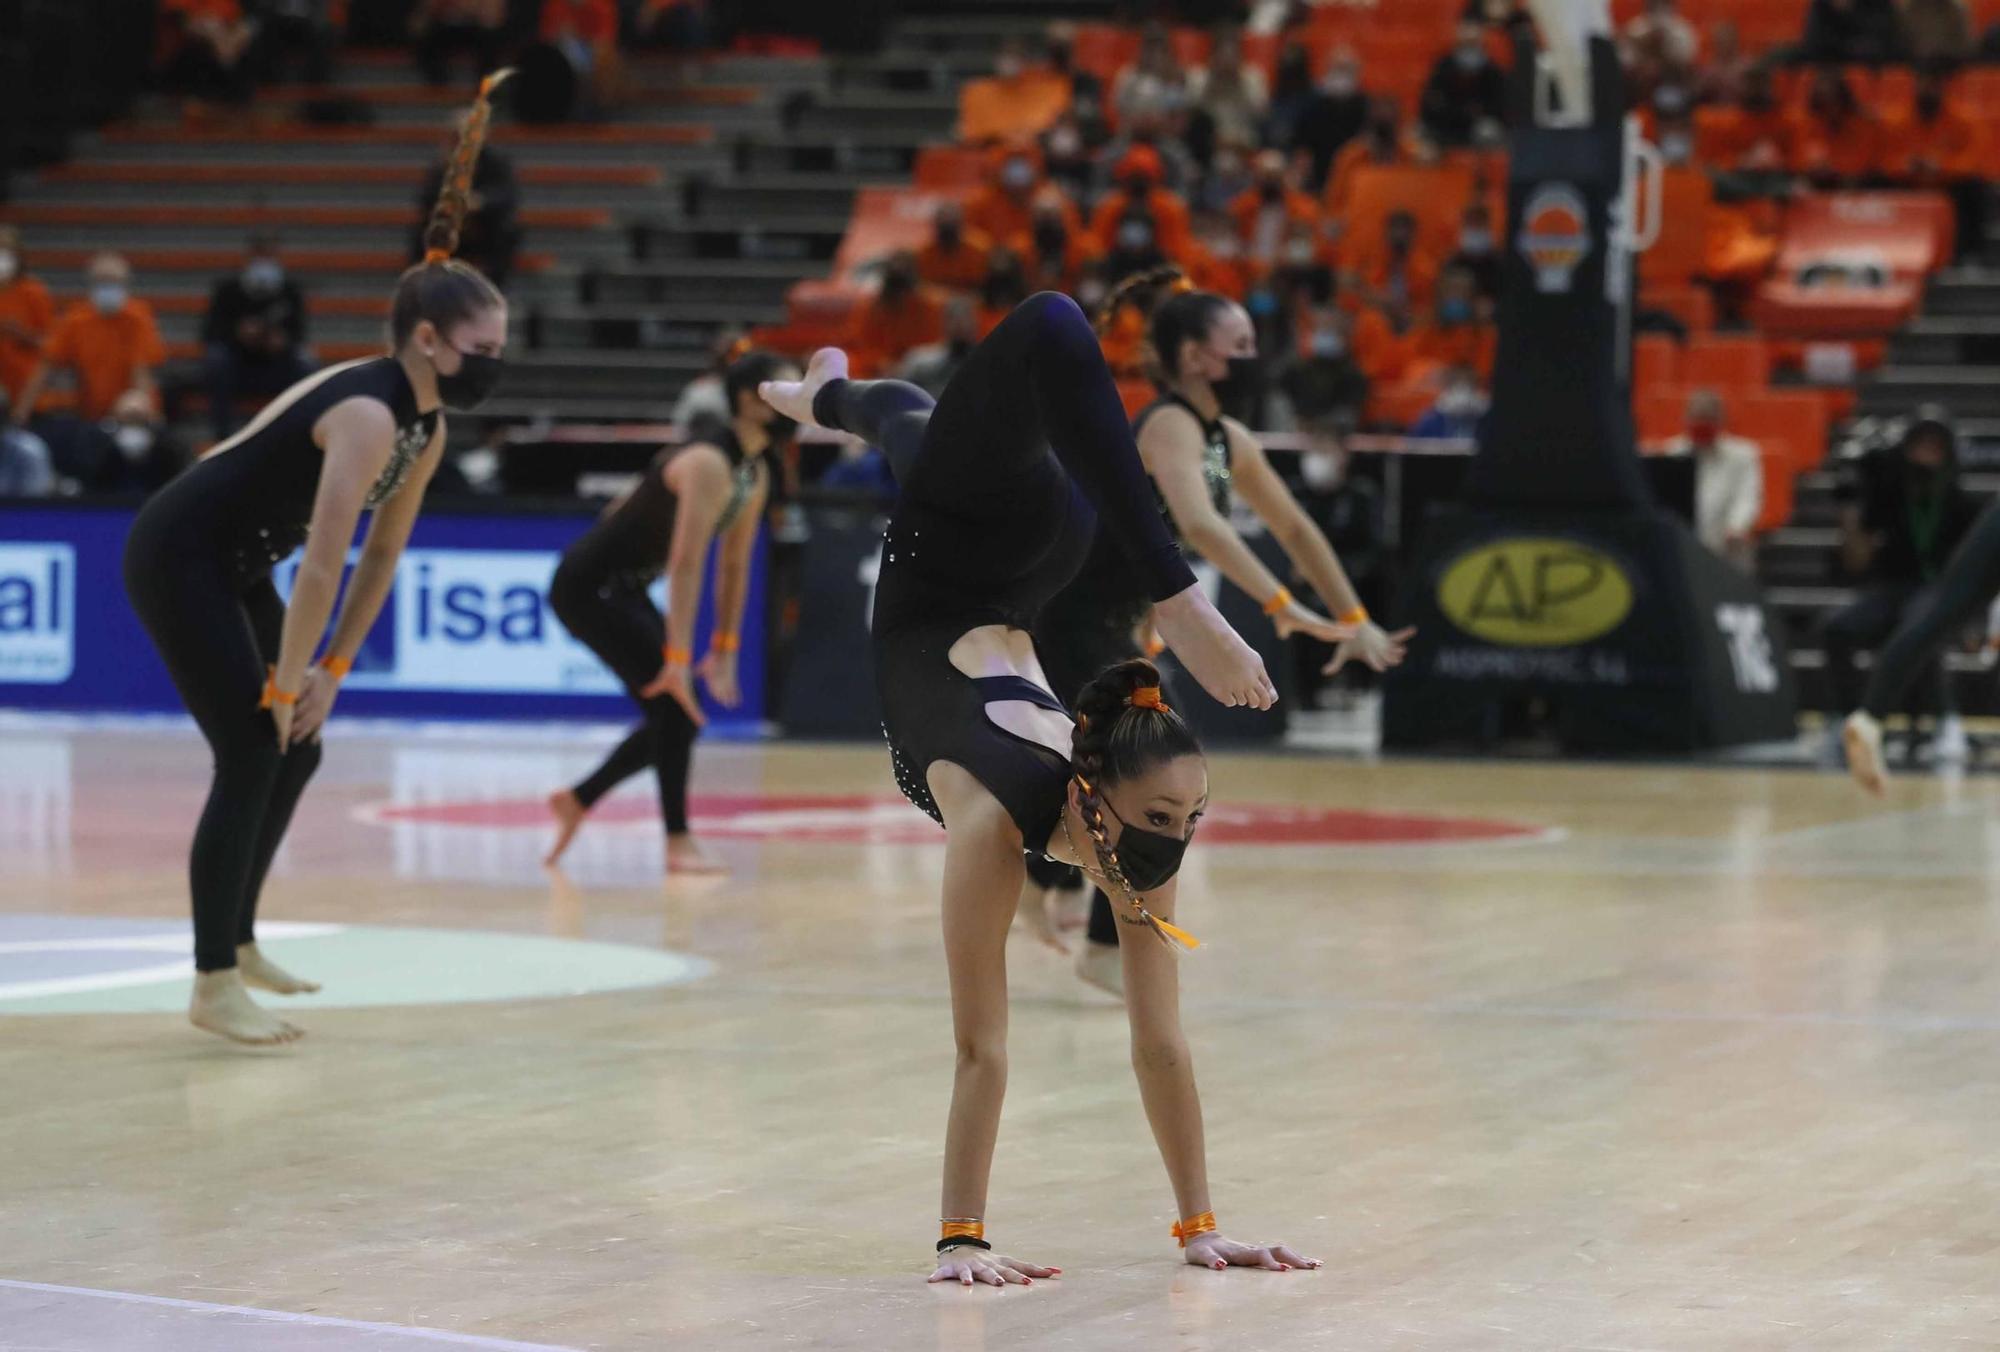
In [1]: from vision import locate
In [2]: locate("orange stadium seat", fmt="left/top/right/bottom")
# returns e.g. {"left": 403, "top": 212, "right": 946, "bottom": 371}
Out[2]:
{"left": 1642, "top": 285, "right": 1717, "bottom": 334}
{"left": 1752, "top": 278, "right": 1923, "bottom": 337}
{"left": 1733, "top": 389, "right": 1832, "bottom": 473}
{"left": 1634, "top": 334, "right": 1680, "bottom": 395}
{"left": 1637, "top": 167, "right": 1715, "bottom": 291}
{"left": 1775, "top": 192, "right": 1954, "bottom": 281}
{"left": 1338, "top": 163, "right": 1478, "bottom": 265}
{"left": 1682, "top": 335, "right": 1771, "bottom": 392}
{"left": 913, "top": 146, "right": 990, "bottom": 191}
{"left": 1636, "top": 386, "right": 1686, "bottom": 443}
{"left": 832, "top": 187, "right": 973, "bottom": 282}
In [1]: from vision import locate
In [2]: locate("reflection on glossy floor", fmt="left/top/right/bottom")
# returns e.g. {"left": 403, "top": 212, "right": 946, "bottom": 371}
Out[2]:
{"left": 5, "top": 720, "right": 2000, "bottom": 1351}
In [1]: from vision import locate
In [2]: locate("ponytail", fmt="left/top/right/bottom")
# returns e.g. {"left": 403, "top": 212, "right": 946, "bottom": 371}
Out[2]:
{"left": 391, "top": 72, "right": 512, "bottom": 348}
{"left": 1070, "top": 658, "right": 1204, "bottom": 951}
{"left": 1094, "top": 266, "right": 1234, "bottom": 381}
{"left": 1092, "top": 264, "right": 1188, "bottom": 336}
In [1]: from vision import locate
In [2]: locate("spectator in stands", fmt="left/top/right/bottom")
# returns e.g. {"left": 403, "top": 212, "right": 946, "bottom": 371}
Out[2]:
{"left": 1801, "top": 0, "right": 1906, "bottom": 64}
{"left": 1042, "top": 21, "right": 1103, "bottom": 110}
{"left": 958, "top": 35, "right": 1073, "bottom": 145}
{"left": 1620, "top": 0, "right": 1699, "bottom": 99}
{"left": 1188, "top": 23, "right": 1269, "bottom": 161}
{"left": 1352, "top": 210, "right": 1438, "bottom": 319}
{"left": 1823, "top": 409, "right": 1979, "bottom": 732}
{"left": 0, "top": 384, "right": 54, "bottom": 496}
{"left": 847, "top": 251, "right": 944, "bottom": 376}
{"left": 817, "top": 437, "right": 897, "bottom": 503}
{"left": 84, "top": 390, "right": 189, "bottom": 496}
{"left": 915, "top": 202, "right": 992, "bottom": 293}
{"left": 1286, "top": 46, "right": 1367, "bottom": 193}
{"left": 976, "top": 248, "right": 1031, "bottom": 336}
{"left": 1693, "top": 21, "right": 1753, "bottom": 105}
{"left": 411, "top": 0, "right": 506, "bottom": 88}
{"left": 1101, "top": 207, "right": 1173, "bottom": 284}
{"left": 1662, "top": 390, "right": 1763, "bottom": 572}
{"left": 636, "top": 0, "right": 713, "bottom": 51}
{"left": 161, "top": 0, "right": 258, "bottom": 107}
{"left": 1446, "top": 202, "right": 1502, "bottom": 303}
{"left": 1409, "top": 363, "right": 1489, "bottom": 439}
{"left": 671, "top": 328, "right": 745, "bottom": 429}
{"left": 201, "top": 234, "right": 313, "bottom": 442}
{"left": 1413, "top": 264, "right": 1496, "bottom": 380}
{"left": 1098, "top": 107, "right": 1199, "bottom": 197}
{"left": 1708, "top": 65, "right": 1791, "bottom": 170}
{"left": 1789, "top": 67, "right": 1881, "bottom": 185}
{"left": 1192, "top": 137, "right": 1254, "bottom": 215}
{"left": 966, "top": 144, "right": 1073, "bottom": 251}
{"left": 541, "top": 0, "right": 621, "bottom": 107}
{"left": 1090, "top": 145, "right": 1193, "bottom": 260}
{"left": 1276, "top": 304, "right": 1369, "bottom": 434}
{"left": 1420, "top": 21, "right": 1506, "bottom": 148}
{"left": 1326, "top": 99, "right": 1410, "bottom": 215}
{"left": 1040, "top": 110, "right": 1097, "bottom": 202}
{"left": 1902, "top": 0, "right": 1974, "bottom": 66}
{"left": 1018, "top": 189, "right": 1095, "bottom": 295}
{"left": 413, "top": 120, "right": 520, "bottom": 284}
{"left": 0, "top": 227, "right": 54, "bottom": 414}
{"left": 1111, "top": 22, "right": 1190, "bottom": 129}
{"left": 1263, "top": 41, "right": 1320, "bottom": 157}
{"left": 1890, "top": 70, "right": 1987, "bottom": 255}
{"left": 13, "top": 253, "right": 164, "bottom": 429}
{"left": 1230, "top": 149, "right": 1319, "bottom": 279}
{"left": 900, "top": 295, "right": 980, "bottom": 397}
{"left": 247, "top": 0, "right": 336, "bottom": 85}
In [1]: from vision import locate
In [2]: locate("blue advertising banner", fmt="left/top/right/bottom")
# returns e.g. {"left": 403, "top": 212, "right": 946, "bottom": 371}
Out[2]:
{"left": 0, "top": 503, "right": 766, "bottom": 726}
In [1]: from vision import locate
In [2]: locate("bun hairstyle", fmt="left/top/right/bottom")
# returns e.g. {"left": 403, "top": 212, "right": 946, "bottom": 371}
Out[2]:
{"left": 390, "top": 70, "right": 512, "bottom": 349}
{"left": 723, "top": 348, "right": 794, "bottom": 414}
{"left": 1071, "top": 657, "right": 1203, "bottom": 951}
{"left": 1093, "top": 266, "right": 1233, "bottom": 382}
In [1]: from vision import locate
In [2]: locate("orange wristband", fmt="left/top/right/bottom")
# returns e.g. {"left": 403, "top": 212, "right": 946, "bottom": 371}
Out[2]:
{"left": 711, "top": 632, "right": 741, "bottom": 655}
{"left": 1337, "top": 605, "right": 1369, "bottom": 626}
{"left": 319, "top": 653, "right": 353, "bottom": 679}
{"left": 1262, "top": 586, "right": 1294, "bottom": 617}
{"left": 259, "top": 667, "right": 300, "bottom": 710}
{"left": 1171, "top": 1211, "right": 1218, "bottom": 1247}
{"left": 663, "top": 645, "right": 692, "bottom": 666}
{"left": 940, "top": 1219, "right": 985, "bottom": 1244}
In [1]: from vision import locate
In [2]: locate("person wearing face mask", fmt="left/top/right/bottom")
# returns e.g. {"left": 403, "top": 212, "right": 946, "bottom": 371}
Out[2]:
{"left": 1352, "top": 209, "right": 1439, "bottom": 320}
{"left": 1660, "top": 389, "right": 1762, "bottom": 573}
{"left": 1103, "top": 208, "right": 1171, "bottom": 286}
{"left": 202, "top": 234, "right": 314, "bottom": 442}
{"left": 1445, "top": 201, "right": 1503, "bottom": 302}
{"left": 1412, "top": 265, "right": 1496, "bottom": 379}
{"left": 973, "top": 247, "right": 1032, "bottom": 336}
{"left": 900, "top": 296, "right": 982, "bottom": 396}
{"left": 1227, "top": 149, "right": 1320, "bottom": 276}
{"left": 81, "top": 388, "right": 191, "bottom": 496}
{"left": 1111, "top": 20, "right": 1190, "bottom": 130}
{"left": 1277, "top": 307, "right": 1371, "bottom": 437}
{"left": 13, "top": 253, "right": 165, "bottom": 433}
{"left": 1012, "top": 190, "right": 1098, "bottom": 295}
{"left": 1408, "top": 364, "right": 1491, "bottom": 440}
{"left": 119, "top": 76, "right": 514, "bottom": 1048}
{"left": 1705, "top": 66, "right": 1791, "bottom": 172}
{"left": 0, "top": 227, "right": 54, "bottom": 416}
{"left": 1420, "top": 21, "right": 1506, "bottom": 148}
{"left": 1821, "top": 408, "right": 1979, "bottom": 769}
{"left": 1187, "top": 22, "right": 1269, "bottom": 153}
{"left": 1090, "top": 145, "right": 1193, "bottom": 261}
{"left": 758, "top": 295, "right": 1313, "bottom": 1285}
{"left": 542, "top": 351, "right": 793, "bottom": 876}
{"left": 847, "top": 251, "right": 946, "bottom": 377}
{"left": 966, "top": 142, "right": 1078, "bottom": 248}
{"left": 1789, "top": 67, "right": 1881, "bottom": 185}
{"left": 916, "top": 202, "right": 995, "bottom": 293}
{"left": 1031, "top": 268, "right": 1412, "bottom": 993}
{"left": 1288, "top": 47, "right": 1368, "bottom": 192}
{"left": 1325, "top": 97, "right": 1408, "bottom": 215}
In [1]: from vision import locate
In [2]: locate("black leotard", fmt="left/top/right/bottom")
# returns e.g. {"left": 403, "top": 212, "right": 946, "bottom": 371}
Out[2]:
{"left": 810, "top": 292, "right": 1196, "bottom": 851}
{"left": 1863, "top": 500, "right": 2000, "bottom": 718}
{"left": 558, "top": 430, "right": 760, "bottom": 587}
{"left": 122, "top": 355, "right": 438, "bottom": 972}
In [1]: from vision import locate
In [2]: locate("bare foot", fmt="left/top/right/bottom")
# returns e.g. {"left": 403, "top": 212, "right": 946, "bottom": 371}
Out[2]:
{"left": 757, "top": 346, "right": 847, "bottom": 428}
{"left": 236, "top": 942, "right": 320, "bottom": 995}
{"left": 1014, "top": 880, "right": 1068, "bottom": 954}
{"left": 666, "top": 833, "right": 728, "bottom": 876}
{"left": 1153, "top": 584, "right": 1277, "bottom": 710}
{"left": 190, "top": 970, "right": 304, "bottom": 1045}
{"left": 1074, "top": 941, "right": 1125, "bottom": 999}
{"left": 545, "top": 788, "right": 588, "bottom": 866}
{"left": 1843, "top": 710, "right": 1888, "bottom": 797}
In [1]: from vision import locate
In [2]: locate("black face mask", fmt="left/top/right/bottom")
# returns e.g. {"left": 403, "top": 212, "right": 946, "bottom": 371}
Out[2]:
{"left": 1033, "top": 220, "right": 1067, "bottom": 255}
{"left": 1099, "top": 793, "right": 1192, "bottom": 892}
{"left": 1210, "top": 353, "right": 1264, "bottom": 413}
{"left": 435, "top": 344, "right": 504, "bottom": 411}
{"left": 765, "top": 412, "right": 798, "bottom": 442}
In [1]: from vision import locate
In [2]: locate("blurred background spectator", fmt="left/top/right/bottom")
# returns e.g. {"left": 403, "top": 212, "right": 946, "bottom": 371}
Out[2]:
{"left": 202, "top": 235, "right": 312, "bottom": 443}
{"left": 0, "top": 227, "right": 53, "bottom": 417}
{"left": 1663, "top": 389, "right": 1764, "bottom": 572}
{"left": 412, "top": 0, "right": 507, "bottom": 87}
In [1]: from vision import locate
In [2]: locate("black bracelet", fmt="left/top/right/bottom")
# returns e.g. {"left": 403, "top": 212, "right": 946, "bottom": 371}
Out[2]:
{"left": 937, "top": 1236, "right": 992, "bottom": 1253}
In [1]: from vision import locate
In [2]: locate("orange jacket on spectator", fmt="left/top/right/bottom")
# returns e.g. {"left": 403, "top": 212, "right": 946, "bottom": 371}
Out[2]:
{"left": 540, "top": 0, "right": 617, "bottom": 45}
{"left": 1226, "top": 186, "right": 1321, "bottom": 255}
{"left": 916, "top": 228, "right": 995, "bottom": 292}
{"left": 1696, "top": 105, "right": 1791, "bottom": 171}
{"left": 958, "top": 67, "right": 1072, "bottom": 145}
{"left": 0, "top": 274, "right": 55, "bottom": 409}
{"left": 1350, "top": 307, "right": 1415, "bottom": 386}
{"left": 1881, "top": 104, "right": 1987, "bottom": 180}
{"left": 1185, "top": 244, "right": 1253, "bottom": 302}
{"left": 1786, "top": 108, "right": 1880, "bottom": 180}
{"left": 1411, "top": 319, "right": 1497, "bottom": 382}
{"left": 966, "top": 149, "right": 1081, "bottom": 246}
{"left": 1009, "top": 227, "right": 1098, "bottom": 295}
{"left": 1350, "top": 249, "right": 1440, "bottom": 317}
{"left": 39, "top": 297, "right": 166, "bottom": 421}
{"left": 1090, "top": 186, "right": 1192, "bottom": 261}
{"left": 847, "top": 289, "right": 946, "bottom": 377}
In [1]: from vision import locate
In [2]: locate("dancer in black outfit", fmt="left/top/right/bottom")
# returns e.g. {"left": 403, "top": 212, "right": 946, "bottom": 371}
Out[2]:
{"left": 759, "top": 293, "right": 1319, "bottom": 1285}
{"left": 122, "top": 75, "right": 513, "bottom": 1045}
{"left": 542, "top": 350, "right": 797, "bottom": 873}
{"left": 1031, "top": 269, "right": 1411, "bottom": 994}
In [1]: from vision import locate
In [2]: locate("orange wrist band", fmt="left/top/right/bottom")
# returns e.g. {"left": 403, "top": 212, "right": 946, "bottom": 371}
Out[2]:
{"left": 319, "top": 654, "right": 353, "bottom": 679}
{"left": 940, "top": 1220, "right": 985, "bottom": 1244}
{"left": 663, "top": 645, "right": 692, "bottom": 666}
{"left": 1171, "top": 1211, "right": 1217, "bottom": 1247}
{"left": 1337, "top": 605, "right": 1369, "bottom": 626}
{"left": 711, "top": 632, "right": 741, "bottom": 654}
{"left": 259, "top": 667, "right": 300, "bottom": 710}
{"left": 1262, "top": 587, "right": 1293, "bottom": 617}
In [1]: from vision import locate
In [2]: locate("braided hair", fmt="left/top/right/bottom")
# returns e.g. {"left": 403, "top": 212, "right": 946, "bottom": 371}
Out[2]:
{"left": 1093, "top": 266, "right": 1234, "bottom": 382}
{"left": 389, "top": 70, "right": 513, "bottom": 349}
{"left": 1071, "top": 657, "right": 1204, "bottom": 951}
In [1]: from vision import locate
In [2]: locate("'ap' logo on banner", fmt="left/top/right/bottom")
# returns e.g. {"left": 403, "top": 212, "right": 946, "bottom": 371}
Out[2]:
{"left": 1519, "top": 184, "right": 1591, "bottom": 293}
{"left": 0, "top": 543, "right": 75, "bottom": 685}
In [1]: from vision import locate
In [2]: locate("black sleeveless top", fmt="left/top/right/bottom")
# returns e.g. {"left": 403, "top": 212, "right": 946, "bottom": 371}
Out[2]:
{"left": 560, "top": 428, "right": 761, "bottom": 586}
{"left": 163, "top": 356, "right": 437, "bottom": 578}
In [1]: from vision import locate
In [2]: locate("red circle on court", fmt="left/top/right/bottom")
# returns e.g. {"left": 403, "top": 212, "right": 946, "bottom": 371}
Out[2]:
{"left": 364, "top": 793, "right": 1549, "bottom": 847}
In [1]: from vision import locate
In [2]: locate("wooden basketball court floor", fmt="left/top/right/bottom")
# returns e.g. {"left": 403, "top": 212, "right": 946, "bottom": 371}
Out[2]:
{"left": 3, "top": 718, "right": 2000, "bottom": 1351}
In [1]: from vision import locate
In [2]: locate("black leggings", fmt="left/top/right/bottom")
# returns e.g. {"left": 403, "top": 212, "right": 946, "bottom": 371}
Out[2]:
{"left": 123, "top": 554, "right": 323, "bottom": 973}
{"left": 549, "top": 569, "right": 699, "bottom": 835}
{"left": 1863, "top": 502, "right": 2000, "bottom": 718}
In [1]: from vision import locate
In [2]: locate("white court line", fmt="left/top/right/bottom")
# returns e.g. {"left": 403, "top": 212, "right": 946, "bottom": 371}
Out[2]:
{"left": 0, "top": 923, "right": 343, "bottom": 1002}
{"left": 0, "top": 1278, "right": 583, "bottom": 1352}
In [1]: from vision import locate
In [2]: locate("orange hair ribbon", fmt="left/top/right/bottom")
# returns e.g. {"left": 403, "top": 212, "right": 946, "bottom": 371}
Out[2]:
{"left": 1128, "top": 685, "right": 1170, "bottom": 713}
